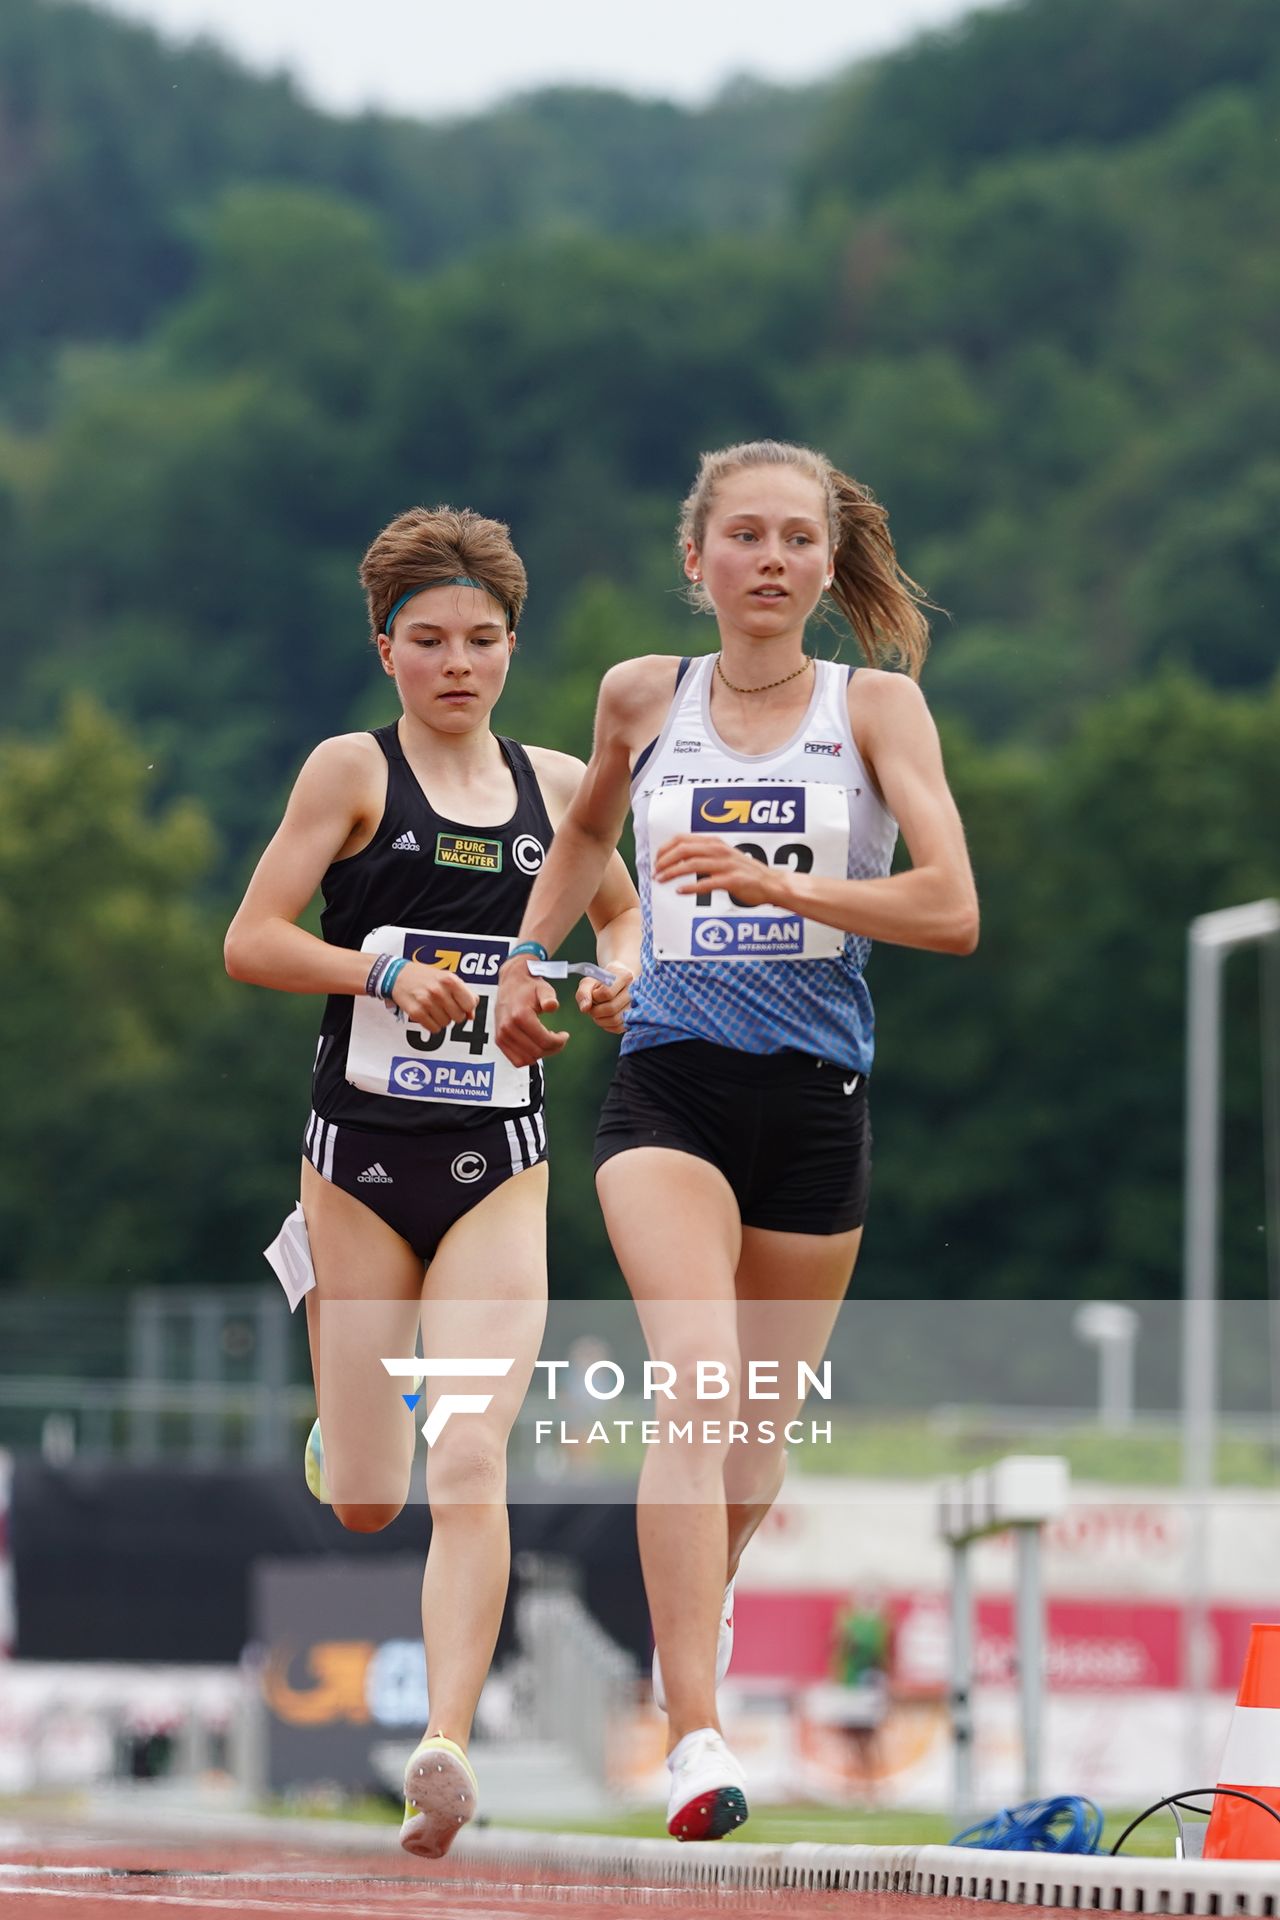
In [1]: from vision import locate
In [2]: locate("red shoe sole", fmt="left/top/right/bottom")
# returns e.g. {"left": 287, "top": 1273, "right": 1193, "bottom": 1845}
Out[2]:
{"left": 668, "top": 1786, "right": 748, "bottom": 1841}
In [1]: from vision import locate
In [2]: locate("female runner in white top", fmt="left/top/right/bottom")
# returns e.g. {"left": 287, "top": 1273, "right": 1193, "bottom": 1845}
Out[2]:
{"left": 494, "top": 440, "right": 978, "bottom": 1839}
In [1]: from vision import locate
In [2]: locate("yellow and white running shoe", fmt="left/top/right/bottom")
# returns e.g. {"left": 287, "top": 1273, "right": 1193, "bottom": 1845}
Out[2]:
{"left": 303, "top": 1418, "right": 330, "bottom": 1503}
{"left": 400, "top": 1732, "right": 478, "bottom": 1859}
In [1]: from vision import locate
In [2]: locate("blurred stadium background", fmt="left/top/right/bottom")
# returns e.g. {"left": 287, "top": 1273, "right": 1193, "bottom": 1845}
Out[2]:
{"left": 1, "top": 0, "right": 1277, "bottom": 1844}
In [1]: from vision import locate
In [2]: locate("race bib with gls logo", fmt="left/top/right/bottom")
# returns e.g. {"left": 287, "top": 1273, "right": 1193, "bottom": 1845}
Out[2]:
{"left": 648, "top": 782, "right": 849, "bottom": 962}
{"left": 345, "top": 925, "right": 530, "bottom": 1107}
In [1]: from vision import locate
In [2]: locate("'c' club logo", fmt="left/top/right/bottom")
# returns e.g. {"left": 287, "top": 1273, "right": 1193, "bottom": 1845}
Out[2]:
{"left": 513, "top": 834, "right": 545, "bottom": 874}
{"left": 451, "top": 1151, "right": 487, "bottom": 1184}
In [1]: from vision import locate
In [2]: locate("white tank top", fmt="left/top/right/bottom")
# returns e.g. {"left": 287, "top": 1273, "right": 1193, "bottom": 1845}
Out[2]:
{"left": 624, "top": 654, "right": 898, "bottom": 1072}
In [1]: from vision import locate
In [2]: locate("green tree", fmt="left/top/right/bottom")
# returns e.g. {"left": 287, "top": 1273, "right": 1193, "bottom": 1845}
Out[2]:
{"left": 0, "top": 700, "right": 213, "bottom": 1285}
{"left": 1128, "top": 461, "right": 1280, "bottom": 689}
{"left": 797, "top": 0, "right": 1280, "bottom": 206}
{"left": 868, "top": 676, "right": 1280, "bottom": 1299}
{"left": 0, "top": 698, "right": 317, "bottom": 1293}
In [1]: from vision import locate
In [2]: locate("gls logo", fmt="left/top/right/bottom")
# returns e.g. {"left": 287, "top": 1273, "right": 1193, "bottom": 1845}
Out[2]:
{"left": 408, "top": 939, "right": 505, "bottom": 979}
{"left": 382, "top": 1358, "right": 514, "bottom": 1445}
{"left": 694, "top": 787, "right": 806, "bottom": 832}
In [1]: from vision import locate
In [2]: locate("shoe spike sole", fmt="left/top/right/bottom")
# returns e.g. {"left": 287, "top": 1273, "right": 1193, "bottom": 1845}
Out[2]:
{"left": 668, "top": 1786, "right": 748, "bottom": 1841}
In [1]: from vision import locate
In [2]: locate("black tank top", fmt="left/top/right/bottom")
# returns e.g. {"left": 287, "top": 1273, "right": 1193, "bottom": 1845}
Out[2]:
{"left": 311, "top": 723, "right": 554, "bottom": 1135}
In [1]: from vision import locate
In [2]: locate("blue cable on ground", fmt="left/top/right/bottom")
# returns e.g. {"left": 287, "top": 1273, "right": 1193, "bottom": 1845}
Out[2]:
{"left": 951, "top": 1795, "right": 1104, "bottom": 1854}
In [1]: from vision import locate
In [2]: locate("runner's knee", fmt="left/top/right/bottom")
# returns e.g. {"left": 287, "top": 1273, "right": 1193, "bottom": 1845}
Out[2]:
{"left": 426, "top": 1431, "right": 508, "bottom": 1504}
{"left": 332, "top": 1499, "right": 405, "bottom": 1533}
{"left": 650, "top": 1341, "right": 742, "bottom": 1423}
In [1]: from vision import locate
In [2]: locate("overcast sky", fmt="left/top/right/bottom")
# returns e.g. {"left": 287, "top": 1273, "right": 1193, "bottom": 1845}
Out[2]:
{"left": 95, "top": 0, "right": 994, "bottom": 120}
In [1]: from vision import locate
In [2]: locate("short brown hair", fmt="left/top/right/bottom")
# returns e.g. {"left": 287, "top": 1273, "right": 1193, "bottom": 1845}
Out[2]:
{"left": 359, "top": 505, "right": 528, "bottom": 641}
{"left": 679, "top": 440, "right": 932, "bottom": 678}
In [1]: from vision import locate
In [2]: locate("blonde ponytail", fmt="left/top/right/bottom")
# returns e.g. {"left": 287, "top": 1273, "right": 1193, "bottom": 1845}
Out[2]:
{"left": 679, "top": 439, "right": 932, "bottom": 678}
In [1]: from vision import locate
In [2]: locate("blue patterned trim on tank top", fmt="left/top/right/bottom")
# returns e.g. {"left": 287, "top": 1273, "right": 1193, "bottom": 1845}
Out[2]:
{"left": 621, "top": 894, "right": 877, "bottom": 1073}
{"left": 621, "top": 657, "right": 893, "bottom": 1076}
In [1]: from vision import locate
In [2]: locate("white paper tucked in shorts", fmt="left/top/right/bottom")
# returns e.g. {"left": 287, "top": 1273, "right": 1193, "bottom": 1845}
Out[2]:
{"left": 264, "top": 1202, "right": 316, "bottom": 1313}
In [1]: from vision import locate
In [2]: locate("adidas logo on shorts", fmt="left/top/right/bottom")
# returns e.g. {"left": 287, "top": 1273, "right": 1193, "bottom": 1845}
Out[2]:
{"left": 391, "top": 830, "right": 420, "bottom": 851}
{"left": 357, "top": 1162, "right": 393, "bottom": 1183}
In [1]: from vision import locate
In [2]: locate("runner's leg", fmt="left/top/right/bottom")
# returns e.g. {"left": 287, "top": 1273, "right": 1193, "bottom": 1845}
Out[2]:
{"left": 596, "top": 1147, "right": 741, "bottom": 1748}
{"left": 301, "top": 1157, "right": 422, "bottom": 1531}
{"left": 416, "top": 1161, "right": 549, "bottom": 1746}
{"left": 724, "top": 1224, "right": 862, "bottom": 1577}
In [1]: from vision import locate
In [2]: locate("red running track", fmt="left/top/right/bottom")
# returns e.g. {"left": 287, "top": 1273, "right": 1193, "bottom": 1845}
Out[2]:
{"left": 0, "top": 1826, "right": 1059, "bottom": 1920}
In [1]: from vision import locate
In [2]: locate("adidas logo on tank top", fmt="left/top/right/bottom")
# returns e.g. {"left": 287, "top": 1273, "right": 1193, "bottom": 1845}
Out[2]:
{"left": 391, "top": 830, "right": 420, "bottom": 852}
{"left": 625, "top": 656, "right": 897, "bottom": 1074}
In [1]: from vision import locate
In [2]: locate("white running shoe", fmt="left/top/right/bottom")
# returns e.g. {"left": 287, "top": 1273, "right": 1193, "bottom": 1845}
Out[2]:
{"left": 652, "top": 1578, "right": 735, "bottom": 1713}
{"left": 400, "top": 1732, "right": 478, "bottom": 1859}
{"left": 303, "top": 1418, "right": 330, "bottom": 1503}
{"left": 665, "top": 1726, "right": 748, "bottom": 1841}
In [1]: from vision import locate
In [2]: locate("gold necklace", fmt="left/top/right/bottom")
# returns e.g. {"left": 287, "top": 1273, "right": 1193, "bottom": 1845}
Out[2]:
{"left": 715, "top": 653, "right": 813, "bottom": 696}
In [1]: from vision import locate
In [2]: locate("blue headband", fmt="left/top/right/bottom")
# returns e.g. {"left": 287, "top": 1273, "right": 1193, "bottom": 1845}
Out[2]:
{"left": 385, "top": 577, "right": 508, "bottom": 633}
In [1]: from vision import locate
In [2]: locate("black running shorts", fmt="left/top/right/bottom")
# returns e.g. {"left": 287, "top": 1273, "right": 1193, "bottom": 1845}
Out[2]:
{"left": 592, "top": 1039, "right": 870, "bottom": 1235}
{"left": 303, "top": 1105, "right": 548, "bottom": 1263}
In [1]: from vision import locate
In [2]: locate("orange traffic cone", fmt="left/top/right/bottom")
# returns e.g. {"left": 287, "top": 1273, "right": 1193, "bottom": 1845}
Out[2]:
{"left": 1203, "top": 1623, "right": 1280, "bottom": 1859}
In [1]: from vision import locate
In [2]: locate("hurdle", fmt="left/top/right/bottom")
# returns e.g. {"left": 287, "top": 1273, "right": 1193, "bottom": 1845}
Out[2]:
{"left": 938, "top": 1453, "right": 1070, "bottom": 1815}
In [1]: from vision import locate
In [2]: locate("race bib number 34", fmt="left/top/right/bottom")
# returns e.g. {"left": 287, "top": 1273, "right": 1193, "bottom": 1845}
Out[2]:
{"left": 649, "top": 782, "right": 849, "bottom": 962}
{"left": 345, "top": 926, "right": 530, "bottom": 1107}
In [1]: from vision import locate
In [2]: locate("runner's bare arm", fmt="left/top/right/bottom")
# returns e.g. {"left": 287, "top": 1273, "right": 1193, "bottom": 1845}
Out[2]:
{"left": 223, "top": 736, "right": 476, "bottom": 1025}
{"left": 525, "top": 744, "right": 642, "bottom": 1030}
{"left": 653, "top": 674, "right": 978, "bottom": 955}
{"left": 497, "top": 662, "right": 659, "bottom": 1064}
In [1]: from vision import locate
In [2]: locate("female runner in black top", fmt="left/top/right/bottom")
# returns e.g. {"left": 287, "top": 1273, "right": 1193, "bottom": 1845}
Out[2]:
{"left": 226, "top": 505, "right": 639, "bottom": 1856}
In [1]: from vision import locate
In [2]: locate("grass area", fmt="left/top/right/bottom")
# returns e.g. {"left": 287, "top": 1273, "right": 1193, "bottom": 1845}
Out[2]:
{"left": 795, "top": 1417, "right": 1280, "bottom": 1488}
{"left": 511, "top": 1414, "right": 1279, "bottom": 1488}
{"left": 513, "top": 1803, "right": 1180, "bottom": 1854}
{"left": 514, "top": 1804, "right": 955, "bottom": 1845}
{"left": 267, "top": 1794, "right": 1183, "bottom": 1856}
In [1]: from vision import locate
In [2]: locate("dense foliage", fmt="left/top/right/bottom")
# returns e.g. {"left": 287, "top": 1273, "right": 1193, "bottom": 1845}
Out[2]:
{"left": 1, "top": 0, "right": 1276, "bottom": 1298}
